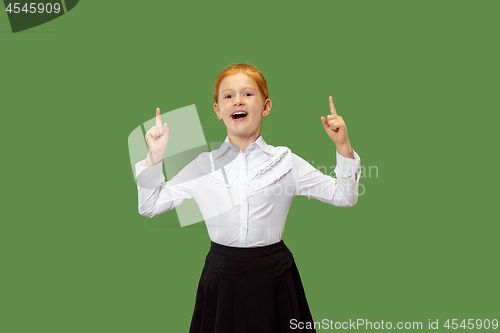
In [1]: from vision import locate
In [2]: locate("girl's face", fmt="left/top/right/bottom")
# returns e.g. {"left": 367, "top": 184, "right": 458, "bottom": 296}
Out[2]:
{"left": 214, "top": 73, "right": 271, "bottom": 139}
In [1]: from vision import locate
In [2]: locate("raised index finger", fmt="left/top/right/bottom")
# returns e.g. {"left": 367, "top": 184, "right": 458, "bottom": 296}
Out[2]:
{"left": 329, "top": 96, "right": 338, "bottom": 116}
{"left": 156, "top": 107, "right": 162, "bottom": 126}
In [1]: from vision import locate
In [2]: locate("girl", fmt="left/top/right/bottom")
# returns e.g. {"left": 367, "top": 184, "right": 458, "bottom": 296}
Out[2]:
{"left": 135, "top": 64, "right": 360, "bottom": 332}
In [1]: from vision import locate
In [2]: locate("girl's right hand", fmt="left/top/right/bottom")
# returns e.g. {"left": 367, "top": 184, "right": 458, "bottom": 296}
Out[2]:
{"left": 145, "top": 108, "right": 169, "bottom": 165}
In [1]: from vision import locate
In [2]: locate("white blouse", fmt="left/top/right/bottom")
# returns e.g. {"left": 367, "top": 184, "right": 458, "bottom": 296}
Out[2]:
{"left": 135, "top": 135, "right": 361, "bottom": 247}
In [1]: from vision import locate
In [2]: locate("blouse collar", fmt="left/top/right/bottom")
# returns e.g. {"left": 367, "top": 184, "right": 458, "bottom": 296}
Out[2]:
{"left": 213, "top": 135, "right": 272, "bottom": 160}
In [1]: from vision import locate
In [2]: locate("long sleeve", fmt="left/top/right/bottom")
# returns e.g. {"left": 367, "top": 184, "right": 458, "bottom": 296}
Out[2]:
{"left": 291, "top": 148, "right": 361, "bottom": 207}
{"left": 135, "top": 158, "right": 196, "bottom": 218}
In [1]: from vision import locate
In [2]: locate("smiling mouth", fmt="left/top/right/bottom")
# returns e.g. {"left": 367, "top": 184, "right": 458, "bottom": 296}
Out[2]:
{"left": 232, "top": 111, "right": 248, "bottom": 120}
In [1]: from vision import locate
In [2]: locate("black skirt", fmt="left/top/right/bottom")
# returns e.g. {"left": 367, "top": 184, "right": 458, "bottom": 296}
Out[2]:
{"left": 189, "top": 240, "right": 316, "bottom": 333}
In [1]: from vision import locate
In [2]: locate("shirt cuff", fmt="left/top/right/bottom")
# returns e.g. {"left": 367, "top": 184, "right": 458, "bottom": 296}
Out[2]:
{"left": 334, "top": 148, "right": 361, "bottom": 181}
{"left": 135, "top": 159, "right": 165, "bottom": 188}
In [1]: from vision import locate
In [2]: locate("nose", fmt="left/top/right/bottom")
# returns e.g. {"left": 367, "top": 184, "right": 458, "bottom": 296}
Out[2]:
{"left": 233, "top": 95, "right": 244, "bottom": 106}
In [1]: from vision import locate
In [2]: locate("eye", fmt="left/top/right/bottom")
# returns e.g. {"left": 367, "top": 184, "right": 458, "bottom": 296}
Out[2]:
{"left": 224, "top": 95, "right": 232, "bottom": 99}
{"left": 244, "top": 93, "right": 252, "bottom": 96}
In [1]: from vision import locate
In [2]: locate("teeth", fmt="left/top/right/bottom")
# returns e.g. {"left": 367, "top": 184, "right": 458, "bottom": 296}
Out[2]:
{"left": 233, "top": 112, "right": 247, "bottom": 116}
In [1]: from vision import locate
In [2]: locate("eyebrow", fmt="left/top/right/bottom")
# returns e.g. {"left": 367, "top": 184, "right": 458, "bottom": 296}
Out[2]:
{"left": 220, "top": 86, "right": 256, "bottom": 94}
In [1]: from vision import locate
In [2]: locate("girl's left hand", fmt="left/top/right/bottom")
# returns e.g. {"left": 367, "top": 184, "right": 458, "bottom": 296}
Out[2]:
{"left": 321, "top": 96, "right": 350, "bottom": 147}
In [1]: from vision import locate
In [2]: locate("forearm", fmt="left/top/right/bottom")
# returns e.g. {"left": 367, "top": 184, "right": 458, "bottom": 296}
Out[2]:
{"left": 136, "top": 159, "right": 166, "bottom": 217}
{"left": 138, "top": 185, "right": 162, "bottom": 218}
{"left": 135, "top": 158, "right": 195, "bottom": 218}
{"left": 336, "top": 142, "right": 357, "bottom": 180}
{"left": 136, "top": 173, "right": 179, "bottom": 218}
{"left": 333, "top": 176, "right": 359, "bottom": 207}
{"left": 336, "top": 142, "right": 353, "bottom": 159}
{"left": 332, "top": 146, "right": 360, "bottom": 207}
{"left": 145, "top": 151, "right": 164, "bottom": 167}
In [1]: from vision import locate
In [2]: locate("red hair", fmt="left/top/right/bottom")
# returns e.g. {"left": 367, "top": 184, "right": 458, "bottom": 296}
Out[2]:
{"left": 213, "top": 63, "right": 269, "bottom": 103}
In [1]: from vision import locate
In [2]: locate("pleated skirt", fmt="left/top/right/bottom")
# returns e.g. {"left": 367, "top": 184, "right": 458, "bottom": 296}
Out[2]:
{"left": 189, "top": 240, "right": 316, "bottom": 333}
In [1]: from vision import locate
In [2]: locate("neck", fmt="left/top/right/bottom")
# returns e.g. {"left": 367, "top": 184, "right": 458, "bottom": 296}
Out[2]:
{"left": 227, "top": 132, "right": 260, "bottom": 153}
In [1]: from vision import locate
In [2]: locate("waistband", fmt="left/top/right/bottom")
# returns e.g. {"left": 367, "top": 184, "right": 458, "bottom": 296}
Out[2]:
{"left": 209, "top": 240, "right": 288, "bottom": 258}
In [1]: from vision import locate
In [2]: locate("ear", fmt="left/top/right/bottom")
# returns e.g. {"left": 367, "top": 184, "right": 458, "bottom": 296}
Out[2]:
{"left": 214, "top": 103, "right": 221, "bottom": 119}
{"left": 262, "top": 98, "right": 272, "bottom": 116}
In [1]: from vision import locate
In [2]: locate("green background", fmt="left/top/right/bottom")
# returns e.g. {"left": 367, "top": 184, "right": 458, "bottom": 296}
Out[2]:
{"left": 1, "top": 1, "right": 498, "bottom": 332}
